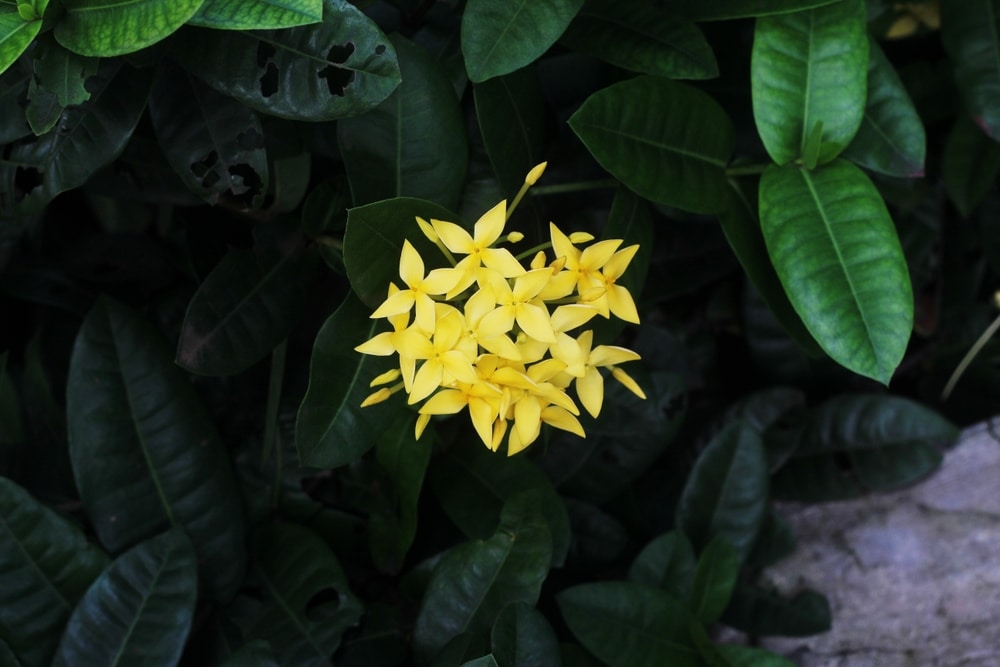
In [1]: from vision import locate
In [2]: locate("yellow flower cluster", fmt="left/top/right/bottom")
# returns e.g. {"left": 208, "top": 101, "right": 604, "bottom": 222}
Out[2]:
{"left": 355, "top": 164, "right": 645, "bottom": 456}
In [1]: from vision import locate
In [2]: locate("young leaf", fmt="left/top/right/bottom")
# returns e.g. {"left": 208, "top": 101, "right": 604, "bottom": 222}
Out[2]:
{"left": 188, "top": 0, "right": 323, "bottom": 30}
{"left": 55, "top": 0, "right": 203, "bottom": 57}
{"left": 51, "top": 530, "right": 198, "bottom": 667}
{"left": 689, "top": 536, "right": 740, "bottom": 626}
{"left": 67, "top": 297, "right": 246, "bottom": 601}
{"left": 627, "top": 531, "right": 697, "bottom": 601}
{"left": 0, "top": 477, "right": 108, "bottom": 667}
{"left": 461, "top": 0, "right": 584, "bottom": 83}
{"left": 490, "top": 602, "right": 562, "bottom": 667}
{"left": 759, "top": 160, "right": 913, "bottom": 383}
{"left": 943, "top": 114, "right": 1000, "bottom": 217}
{"left": 723, "top": 584, "right": 831, "bottom": 637}
{"left": 338, "top": 35, "right": 468, "bottom": 211}
{"left": 569, "top": 75, "right": 734, "bottom": 214}
{"left": 414, "top": 492, "right": 553, "bottom": 661}
{"left": 681, "top": 0, "right": 840, "bottom": 21}
{"left": 941, "top": 0, "right": 1000, "bottom": 140}
{"left": 676, "top": 421, "right": 768, "bottom": 563}
{"left": 557, "top": 581, "right": 701, "bottom": 667}
{"left": 0, "top": 7, "right": 41, "bottom": 78}
{"left": 751, "top": 0, "right": 868, "bottom": 165}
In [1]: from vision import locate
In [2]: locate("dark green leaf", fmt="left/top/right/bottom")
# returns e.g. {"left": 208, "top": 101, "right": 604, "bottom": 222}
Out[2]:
{"left": 560, "top": 0, "right": 717, "bottom": 79}
{"left": 0, "top": 477, "right": 108, "bottom": 667}
{"left": 55, "top": 0, "right": 203, "bottom": 57}
{"left": 676, "top": 421, "right": 768, "bottom": 562}
{"left": 558, "top": 582, "right": 701, "bottom": 667}
{"left": 569, "top": 75, "right": 733, "bottom": 214}
{"left": 67, "top": 297, "right": 246, "bottom": 601}
{"left": 627, "top": 531, "right": 696, "bottom": 601}
{"left": 26, "top": 77, "right": 61, "bottom": 135}
{"left": 474, "top": 66, "right": 546, "bottom": 197}
{"left": 746, "top": 511, "right": 796, "bottom": 568}
{"left": 491, "top": 602, "right": 562, "bottom": 667}
{"left": 414, "top": 492, "right": 553, "bottom": 661}
{"left": 172, "top": 0, "right": 400, "bottom": 121}
{"left": 689, "top": 536, "right": 740, "bottom": 626}
{"left": 759, "top": 160, "right": 913, "bottom": 384}
{"left": 462, "top": 657, "right": 499, "bottom": 667}
{"left": 0, "top": 61, "right": 31, "bottom": 144}
{"left": 715, "top": 645, "right": 797, "bottom": 667}
{"left": 751, "top": 0, "right": 867, "bottom": 165}
{"left": 52, "top": 529, "right": 198, "bottom": 667}
{"left": 339, "top": 35, "right": 467, "bottom": 210}
{"left": 681, "top": 0, "right": 840, "bottom": 21}
{"left": 189, "top": 0, "right": 323, "bottom": 29}
{"left": 0, "top": 8, "right": 41, "bottom": 77}
{"left": 31, "top": 36, "right": 99, "bottom": 107}
{"left": 563, "top": 498, "right": 629, "bottom": 565}
{"left": 842, "top": 38, "right": 926, "bottom": 178}
{"left": 0, "top": 641, "right": 22, "bottom": 667}
{"left": 216, "top": 640, "right": 280, "bottom": 667}
{"left": 176, "top": 238, "right": 315, "bottom": 376}
{"left": 723, "top": 585, "right": 831, "bottom": 637}
{"left": 772, "top": 394, "right": 953, "bottom": 501}
{"left": 149, "top": 63, "right": 269, "bottom": 208}
{"left": 941, "top": 0, "right": 1000, "bottom": 140}
{"left": 461, "top": 0, "right": 584, "bottom": 83}
{"left": 943, "top": 114, "right": 1000, "bottom": 217}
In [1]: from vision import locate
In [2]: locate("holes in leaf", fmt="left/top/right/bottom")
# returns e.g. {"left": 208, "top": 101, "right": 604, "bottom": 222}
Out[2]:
{"left": 259, "top": 62, "right": 279, "bottom": 98}
{"left": 256, "top": 41, "right": 276, "bottom": 67}
{"left": 305, "top": 587, "right": 341, "bottom": 613}
{"left": 13, "top": 167, "right": 42, "bottom": 202}
{"left": 375, "top": 44, "right": 386, "bottom": 55}
{"left": 227, "top": 163, "right": 264, "bottom": 206}
{"left": 190, "top": 151, "right": 221, "bottom": 190}
{"left": 318, "top": 43, "right": 355, "bottom": 97}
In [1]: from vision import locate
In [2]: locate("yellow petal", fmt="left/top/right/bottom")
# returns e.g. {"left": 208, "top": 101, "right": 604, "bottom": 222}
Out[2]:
{"left": 441, "top": 350, "right": 479, "bottom": 384}
{"left": 589, "top": 344, "right": 641, "bottom": 367}
{"left": 579, "top": 239, "right": 622, "bottom": 271}
{"left": 491, "top": 366, "right": 537, "bottom": 390}
{"left": 360, "top": 387, "right": 392, "bottom": 407}
{"left": 576, "top": 367, "right": 604, "bottom": 418}
{"left": 399, "top": 240, "right": 425, "bottom": 287}
{"left": 415, "top": 413, "right": 432, "bottom": 439}
{"left": 607, "top": 284, "right": 640, "bottom": 324}
{"left": 433, "top": 309, "right": 464, "bottom": 350}
{"left": 418, "top": 388, "right": 467, "bottom": 414}
{"left": 549, "top": 222, "right": 580, "bottom": 266}
{"left": 535, "top": 383, "right": 579, "bottom": 415}
{"left": 515, "top": 302, "right": 555, "bottom": 343}
{"left": 527, "top": 358, "right": 567, "bottom": 383}
{"left": 478, "top": 305, "right": 517, "bottom": 340}
{"left": 550, "top": 304, "right": 600, "bottom": 333}
{"left": 415, "top": 216, "right": 439, "bottom": 244}
{"left": 537, "top": 270, "right": 576, "bottom": 301}
{"left": 541, "top": 406, "right": 585, "bottom": 438}
{"left": 550, "top": 332, "right": 587, "bottom": 376}
{"left": 481, "top": 247, "right": 527, "bottom": 278}
{"left": 415, "top": 292, "right": 439, "bottom": 334}
{"left": 513, "top": 397, "right": 541, "bottom": 450}
{"left": 355, "top": 332, "right": 397, "bottom": 356}
{"left": 369, "top": 368, "right": 401, "bottom": 387}
{"left": 431, "top": 219, "right": 475, "bottom": 254}
{"left": 611, "top": 367, "right": 646, "bottom": 399}
{"left": 512, "top": 268, "right": 556, "bottom": 301}
{"left": 491, "top": 419, "right": 508, "bottom": 452}
{"left": 478, "top": 334, "right": 522, "bottom": 361}
{"left": 469, "top": 397, "right": 498, "bottom": 449}
{"left": 464, "top": 287, "right": 496, "bottom": 326}
{"left": 370, "top": 289, "right": 415, "bottom": 320}
{"left": 408, "top": 359, "right": 443, "bottom": 404}
{"left": 473, "top": 200, "right": 507, "bottom": 247}
{"left": 604, "top": 244, "right": 639, "bottom": 279}
{"left": 421, "top": 267, "right": 463, "bottom": 296}
{"left": 394, "top": 329, "right": 435, "bottom": 359}
{"left": 530, "top": 251, "right": 547, "bottom": 270}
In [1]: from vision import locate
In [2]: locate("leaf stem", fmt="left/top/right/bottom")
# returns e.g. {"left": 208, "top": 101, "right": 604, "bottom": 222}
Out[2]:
{"left": 942, "top": 311, "right": 1000, "bottom": 400}
{"left": 726, "top": 163, "right": 771, "bottom": 176}
{"left": 530, "top": 179, "right": 619, "bottom": 196}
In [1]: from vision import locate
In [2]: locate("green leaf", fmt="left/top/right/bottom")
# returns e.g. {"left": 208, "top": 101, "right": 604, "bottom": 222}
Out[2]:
{"left": 248, "top": 523, "right": 363, "bottom": 664}
{"left": 627, "top": 531, "right": 697, "bottom": 601}
{"left": 216, "top": 641, "right": 280, "bottom": 667}
{"left": 689, "top": 536, "right": 740, "bottom": 626}
{"left": 0, "top": 477, "right": 108, "bottom": 667}
{"left": 746, "top": 510, "right": 796, "bottom": 568}
{"left": 0, "top": 641, "right": 22, "bottom": 667}
{"left": 172, "top": 0, "right": 400, "bottom": 121}
{"left": 842, "top": 38, "right": 926, "bottom": 178}
{"left": 681, "top": 0, "right": 840, "bottom": 21}
{"left": 461, "top": 657, "right": 499, "bottom": 667}
{"left": 772, "top": 394, "right": 953, "bottom": 501}
{"left": 189, "top": 0, "right": 322, "bottom": 29}
{"left": 461, "top": 0, "right": 584, "bottom": 83}
{"left": 26, "top": 76, "right": 61, "bottom": 135}
{"left": 557, "top": 582, "right": 701, "bottom": 667}
{"left": 343, "top": 196, "right": 461, "bottom": 309}
{"left": 31, "top": 36, "right": 99, "bottom": 107}
{"left": 716, "top": 645, "right": 797, "bottom": 667}
{"left": 55, "top": 0, "right": 204, "bottom": 57}
{"left": 338, "top": 35, "right": 467, "bottom": 210}
{"left": 943, "top": 114, "right": 1000, "bottom": 217}
{"left": 0, "top": 60, "right": 32, "bottom": 144}
{"left": 751, "top": 0, "right": 868, "bottom": 165}
{"left": 52, "top": 529, "right": 198, "bottom": 667}
{"left": 723, "top": 585, "right": 831, "bottom": 637}
{"left": 176, "top": 238, "right": 315, "bottom": 376}
{"left": 414, "top": 492, "right": 553, "bottom": 661}
{"left": 0, "top": 8, "right": 41, "bottom": 78}
{"left": 491, "top": 602, "right": 562, "bottom": 667}
{"left": 564, "top": 498, "right": 629, "bottom": 565}
{"left": 560, "top": 0, "right": 716, "bottom": 79}
{"left": 149, "top": 63, "right": 269, "bottom": 208}
{"left": 67, "top": 297, "right": 246, "bottom": 601}
{"left": 569, "top": 75, "right": 734, "bottom": 214}
{"left": 941, "top": 0, "right": 1000, "bottom": 140}
{"left": 758, "top": 160, "right": 913, "bottom": 384}
{"left": 676, "top": 421, "right": 768, "bottom": 563}
{"left": 474, "top": 66, "right": 546, "bottom": 197}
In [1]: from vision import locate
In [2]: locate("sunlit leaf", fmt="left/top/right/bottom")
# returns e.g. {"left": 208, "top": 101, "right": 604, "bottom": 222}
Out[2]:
{"left": 189, "top": 0, "right": 323, "bottom": 29}
{"left": 0, "top": 7, "right": 41, "bottom": 78}
{"left": 55, "top": 0, "right": 204, "bottom": 57}
{"left": 681, "top": 0, "right": 839, "bottom": 21}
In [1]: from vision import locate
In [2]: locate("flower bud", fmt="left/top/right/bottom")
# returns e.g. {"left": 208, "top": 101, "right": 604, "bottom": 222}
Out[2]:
{"left": 569, "top": 231, "right": 595, "bottom": 244}
{"left": 506, "top": 231, "right": 524, "bottom": 243}
{"left": 524, "top": 162, "right": 547, "bottom": 185}
{"left": 415, "top": 216, "right": 439, "bottom": 244}
{"left": 611, "top": 367, "right": 646, "bottom": 399}
{"left": 370, "top": 368, "right": 401, "bottom": 387}
{"left": 530, "top": 251, "right": 547, "bottom": 270}
{"left": 360, "top": 387, "right": 393, "bottom": 408}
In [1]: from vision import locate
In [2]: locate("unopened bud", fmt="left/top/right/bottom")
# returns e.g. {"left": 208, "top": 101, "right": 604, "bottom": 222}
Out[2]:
{"left": 524, "top": 162, "right": 547, "bottom": 186}
{"left": 360, "top": 387, "right": 393, "bottom": 408}
{"left": 506, "top": 231, "right": 524, "bottom": 243}
{"left": 370, "top": 368, "right": 401, "bottom": 387}
{"left": 549, "top": 256, "right": 567, "bottom": 273}
{"left": 569, "top": 231, "right": 595, "bottom": 244}
{"left": 610, "top": 367, "right": 646, "bottom": 399}
{"left": 530, "top": 251, "right": 547, "bottom": 270}
{"left": 415, "top": 413, "right": 431, "bottom": 439}
{"left": 415, "top": 216, "right": 439, "bottom": 244}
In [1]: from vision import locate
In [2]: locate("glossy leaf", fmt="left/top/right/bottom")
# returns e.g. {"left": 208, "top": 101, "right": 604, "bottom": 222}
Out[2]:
{"left": 627, "top": 531, "right": 696, "bottom": 601}
{"left": 31, "top": 36, "right": 99, "bottom": 107}
{"left": 689, "top": 536, "right": 740, "bottom": 626}
{"left": 491, "top": 602, "right": 561, "bottom": 667}
{"left": 569, "top": 75, "right": 733, "bottom": 214}
{"left": 339, "top": 35, "right": 467, "bottom": 210}
{"left": 55, "top": 0, "right": 203, "bottom": 57}
{"left": 759, "top": 160, "right": 913, "bottom": 384}
{"left": 176, "top": 239, "right": 315, "bottom": 376}
{"left": 66, "top": 297, "right": 246, "bottom": 601}
{"left": 772, "top": 394, "right": 953, "bottom": 501}
{"left": 0, "top": 477, "right": 108, "bottom": 667}
{"left": 943, "top": 114, "right": 1000, "bottom": 217}
{"left": 560, "top": 0, "right": 717, "bottom": 80}
{"left": 558, "top": 582, "right": 701, "bottom": 667}
{"left": 189, "top": 0, "right": 323, "bottom": 29}
{"left": 941, "top": 0, "right": 1000, "bottom": 140}
{"left": 842, "top": 38, "right": 925, "bottom": 178}
{"left": 0, "top": 7, "right": 41, "bottom": 77}
{"left": 474, "top": 66, "right": 546, "bottom": 196}
{"left": 723, "top": 585, "right": 831, "bottom": 637}
{"left": 149, "top": 63, "right": 269, "bottom": 208}
{"left": 676, "top": 421, "right": 768, "bottom": 562}
{"left": 751, "top": 0, "right": 868, "bottom": 165}
{"left": 682, "top": 0, "right": 839, "bottom": 21}
{"left": 51, "top": 530, "right": 198, "bottom": 667}
{"left": 461, "top": 0, "right": 584, "bottom": 83}
{"left": 413, "top": 493, "right": 553, "bottom": 661}
{"left": 172, "top": 0, "right": 400, "bottom": 121}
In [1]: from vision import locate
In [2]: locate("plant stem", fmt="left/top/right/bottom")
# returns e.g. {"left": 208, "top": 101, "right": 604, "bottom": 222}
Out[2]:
{"left": 530, "top": 179, "right": 619, "bottom": 196}
{"left": 942, "top": 312, "right": 1000, "bottom": 400}
{"left": 726, "top": 163, "right": 770, "bottom": 176}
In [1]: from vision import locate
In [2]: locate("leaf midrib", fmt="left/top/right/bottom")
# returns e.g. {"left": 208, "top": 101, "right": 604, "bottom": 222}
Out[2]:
{"left": 572, "top": 120, "right": 727, "bottom": 167}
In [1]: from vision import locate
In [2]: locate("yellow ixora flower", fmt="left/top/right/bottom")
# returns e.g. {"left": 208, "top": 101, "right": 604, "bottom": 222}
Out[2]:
{"left": 355, "top": 162, "right": 646, "bottom": 455}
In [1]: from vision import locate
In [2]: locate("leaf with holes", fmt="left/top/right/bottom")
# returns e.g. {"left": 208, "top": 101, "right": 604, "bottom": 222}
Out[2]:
{"left": 51, "top": 529, "right": 198, "bottom": 667}
{"left": 55, "top": 0, "right": 204, "bottom": 57}
{"left": 172, "top": 0, "right": 399, "bottom": 121}
{"left": 189, "top": 0, "right": 323, "bottom": 29}
{"left": 681, "top": 0, "right": 839, "bottom": 21}
{"left": 66, "top": 297, "right": 246, "bottom": 601}
{"left": 31, "top": 36, "right": 100, "bottom": 107}
{"left": 569, "top": 75, "right": 733, "bottom": 214}
{"left": 941, "top": 0, "right": 1000, "bottom": 140}
{"left": 0, "top": 7, "right": 41, "bottom": 78}
{"left": 560, "top": 0, "right": 717, "bottom": 79}
{"left": 461, "top": 0, "right": 584, "bottom": 83}
{"left": 338, "top": 35, "right": 468, "bottom": 210}
{"left": 490, "top": 602, "right": 561, "bottom": 667}
{"left": 759, "top": 160, "right": 913, "bottom": 384}
{"left": 0, "top": 477, "right": 108, "bottom": 667}
{"left": 751, "top": 0, "right": 867, "bottom": 165}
